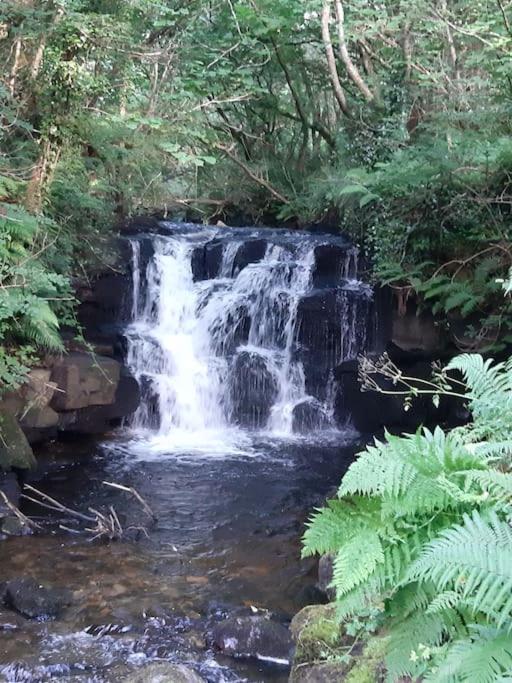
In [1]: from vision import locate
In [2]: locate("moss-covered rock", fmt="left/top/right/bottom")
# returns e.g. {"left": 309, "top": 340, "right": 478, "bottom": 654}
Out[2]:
{"left": 290, "top": 604, "right": 343, "bottom": 665}
{"left": 290, "top": 661, "right": 349, "bottom": 682}
{"left": 345, "top": 636, "right": 389, "bottom": 683}
{"left": 0, "top": 410, "right": 36, "bottom": 470}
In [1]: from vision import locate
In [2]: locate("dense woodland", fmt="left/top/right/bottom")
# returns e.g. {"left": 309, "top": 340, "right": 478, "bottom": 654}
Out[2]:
{"left": 1, "top": 0, "right": 511, "bottom": 386}
{"left": 2, "top": 3, "right": 512, "bottom": 680}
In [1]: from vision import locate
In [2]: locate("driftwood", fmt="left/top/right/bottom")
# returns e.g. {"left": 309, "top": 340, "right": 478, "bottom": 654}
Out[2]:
{"left": 17, "top": 481, "right": 157, "bottom": 542}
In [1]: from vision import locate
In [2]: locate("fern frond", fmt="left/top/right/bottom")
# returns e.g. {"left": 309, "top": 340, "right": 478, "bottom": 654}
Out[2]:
{"left": 425, "top": 626, "right": 512, "bottom": 683}
{"left": 408, "top": 511, "right": 512, "bottom": 630}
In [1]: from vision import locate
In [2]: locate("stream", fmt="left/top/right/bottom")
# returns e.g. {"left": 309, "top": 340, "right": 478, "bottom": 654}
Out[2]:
{"left": 1, "top": 224, "right": 376, "bottom": 682}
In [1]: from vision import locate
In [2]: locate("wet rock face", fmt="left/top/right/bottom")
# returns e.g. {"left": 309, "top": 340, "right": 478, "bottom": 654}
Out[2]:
{"left": 232, "top": 239, "right": 267, "bottom": 275}
{"left": 2, "top": 578, "right": 73, "bottom": 620}
{"left": 229, "top": 351, "right": 279, "bottom": 428}
{"left": 191, "top": 240, "right": 224, "bottom": 281}
{"left": 312, "top": 243, "right": 354, "bottom": 288}
{"left": 212, "top": 615, "right": 293, "bottom": 663}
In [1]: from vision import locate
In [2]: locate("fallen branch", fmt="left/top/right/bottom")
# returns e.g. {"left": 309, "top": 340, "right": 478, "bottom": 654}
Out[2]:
{"left": 103, "top": 481, "right": 157, "bottom": 522}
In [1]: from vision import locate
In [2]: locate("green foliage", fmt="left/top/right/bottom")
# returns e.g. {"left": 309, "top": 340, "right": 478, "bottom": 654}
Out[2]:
{"left": 303, "top": 353, "right": 512, "bottom": 682}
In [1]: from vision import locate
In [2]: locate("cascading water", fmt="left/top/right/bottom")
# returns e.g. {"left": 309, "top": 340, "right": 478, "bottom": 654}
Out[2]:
{"left": 124, "top": 223, "right": 374, "bottom": 449}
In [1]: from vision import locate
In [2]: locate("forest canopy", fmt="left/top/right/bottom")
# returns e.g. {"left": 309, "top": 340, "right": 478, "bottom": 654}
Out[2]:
{"left": 0, "top": 0, "right": 511, "bottom": 386}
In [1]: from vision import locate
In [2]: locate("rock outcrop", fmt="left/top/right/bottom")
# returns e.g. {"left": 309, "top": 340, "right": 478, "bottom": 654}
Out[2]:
{"left": 0, "top": 352, "right": 140, "bottom": 456}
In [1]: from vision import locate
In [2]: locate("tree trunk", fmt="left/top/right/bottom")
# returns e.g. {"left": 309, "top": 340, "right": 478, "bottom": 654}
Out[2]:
{"left": 25, "top": 138, "right": 61, "bottom": 213}
{"left": 321, "top": 0, "right": 350, "bottom": 116}
{"left": 333, "top": 0, "right": 374, "bottom": 102}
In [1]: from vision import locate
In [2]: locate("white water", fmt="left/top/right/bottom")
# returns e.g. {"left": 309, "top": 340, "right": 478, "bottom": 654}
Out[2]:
{"left": 124, "top": 226, "right": 370, "bottom": 451}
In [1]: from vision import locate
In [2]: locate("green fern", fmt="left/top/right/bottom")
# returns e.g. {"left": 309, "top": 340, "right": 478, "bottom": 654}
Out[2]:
{"left": 302, "top": 353, "right": 512, "bottom": 682}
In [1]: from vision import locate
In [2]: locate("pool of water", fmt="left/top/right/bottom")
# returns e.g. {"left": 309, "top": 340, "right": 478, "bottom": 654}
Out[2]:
{"left": 0, "top": 430, "right": 361, "bottom": 682}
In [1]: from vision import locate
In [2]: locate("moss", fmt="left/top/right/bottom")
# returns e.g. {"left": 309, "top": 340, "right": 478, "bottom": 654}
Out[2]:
{"left": 0, "top": 409, "right": 36, "bottom": 470}
{"left": 291, "top": 604, "right": 344, "bottom": 665}
{"left": 345, "top": 636, "right": 389, "bottom": 683}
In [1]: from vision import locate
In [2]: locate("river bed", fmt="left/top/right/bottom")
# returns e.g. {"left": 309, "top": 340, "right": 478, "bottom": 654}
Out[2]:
{"left": 0, "top": 430, "right": 361, "bottom": 682}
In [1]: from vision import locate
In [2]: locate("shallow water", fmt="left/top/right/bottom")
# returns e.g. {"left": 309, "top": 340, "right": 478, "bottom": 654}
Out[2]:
{"left": 0, "top": 430, "right": 362, "bottom": 682}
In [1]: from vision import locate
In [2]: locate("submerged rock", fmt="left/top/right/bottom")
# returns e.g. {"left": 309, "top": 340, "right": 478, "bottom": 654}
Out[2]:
{"left": 2, "top": 577, "right": 73, "bottom": 619}
{"left": 212, "top": 615, "right": 293, "bottom": 662}
{"left": 123, "top": 662, "right": 205, "bottom": 683}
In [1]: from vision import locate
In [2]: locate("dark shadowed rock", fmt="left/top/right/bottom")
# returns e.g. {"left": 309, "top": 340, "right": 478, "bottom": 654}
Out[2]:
{"left": 191, "top": 240, "right": 224, "bottom": 281}
{"left": 212, "top": 615, "right": 293, "bottom": 662}
{"left": 318, "top": 554, "right": 335, "bottom": 600}
{"left": 229, "top": 351, "right": 278, "bottom": 428}
{"left": 312, "top": 243, "right": 353, "bottom": 288}
{"left": 232, "top": 239, "right": 267, "bottom": 275}
{"left": 2, "top": 578, "right": 73, "bottom": 619}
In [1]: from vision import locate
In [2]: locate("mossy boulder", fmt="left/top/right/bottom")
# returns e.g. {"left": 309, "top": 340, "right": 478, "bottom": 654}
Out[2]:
{"left": 290, "top": 661, "right": 349, "bottom": 682}
{"left": 0, "top": 410, "right": 36, "bottom": 470}
{"left": 345, "top": 636, "right": 388, "bottom": 683}
{"left": 290, "top": 604, "right": 343, "bottom": 665}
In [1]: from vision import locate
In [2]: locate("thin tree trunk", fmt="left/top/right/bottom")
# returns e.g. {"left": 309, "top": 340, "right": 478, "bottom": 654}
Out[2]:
{"left": 30, "top": 6, "right": 64, "bottom": 80}
{"left": 333, "top": 0, "right": 374, "bottom": 102}
{"left": 25, "top": 138, "right": 61, "bottom": 213}
{"left": 321, "top": 0, "right": 350, "bottom": 116}
{"left": 272, "top": 38, "right": 337, "bottom": 147}
{"left": 9, "top": 37, "right": 22, "bottom": 96}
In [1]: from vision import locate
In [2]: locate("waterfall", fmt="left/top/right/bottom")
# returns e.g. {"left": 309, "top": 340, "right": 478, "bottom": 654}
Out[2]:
{"left": 124, "top": 224, "right": 373, "bottom": 446}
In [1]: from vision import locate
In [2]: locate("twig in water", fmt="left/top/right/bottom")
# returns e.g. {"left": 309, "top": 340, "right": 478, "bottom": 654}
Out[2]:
{"left": 102, "top": 481, "right": 157, "bottom": 522}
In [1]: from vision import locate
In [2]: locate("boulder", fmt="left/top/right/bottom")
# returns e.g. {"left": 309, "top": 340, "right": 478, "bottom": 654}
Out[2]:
{"left": 50, "top": 353, "right": 121, "bottom": 411}
{"left": 20, "top": 406, "right": 59, "bottom": 430}
{"left": 290, "top": 604, "right": 341, "bottom": 664}
{"left": 0, "top": 410, "right": 36, "bottom": 470}
{"left": 290, "top": 662, "right": 349, "bottom": 682}
{"left": 212, "top": 615, "right": 293, "bottom": 663}
{"left": 232, "top": 239, "right": 267, "bottom": 275}
{"left": 292, "top": 400, "right": 330, "bottom": 433}
{"left": 21, "top": 369, "right": 57, "bottom": 408}
{"left": 2, "top": 578, "right": 73, "bottom": 619}
{"left": 123, "top": 663, "right": 205, "bottom": 683}
{"left": 229, "top": 350, "right": 278, "bottom": 428}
